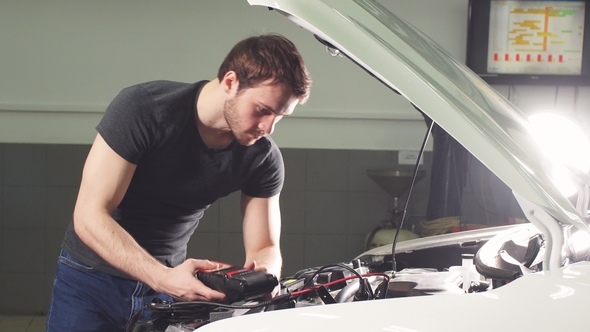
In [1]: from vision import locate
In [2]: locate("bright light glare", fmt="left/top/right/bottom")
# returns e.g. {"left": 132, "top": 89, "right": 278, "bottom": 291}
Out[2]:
{"left": 549, "top": 285, "right": 575, "bottom": 299}
{"left": 568, "top": 228, "right": 590, "bottom": 259}
{"left": 529, "top": 113, "right": 590, "bottom": 197}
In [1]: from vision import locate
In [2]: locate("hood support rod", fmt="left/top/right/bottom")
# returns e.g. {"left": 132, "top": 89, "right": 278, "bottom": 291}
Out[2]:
{"left": 391, "top": 117, "right": 434, "bottom": 276}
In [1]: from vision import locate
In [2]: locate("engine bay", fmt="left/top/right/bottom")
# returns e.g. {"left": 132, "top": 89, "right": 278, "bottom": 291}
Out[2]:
{"left": 128, "top": 224, "right": 547, "bottom": 332}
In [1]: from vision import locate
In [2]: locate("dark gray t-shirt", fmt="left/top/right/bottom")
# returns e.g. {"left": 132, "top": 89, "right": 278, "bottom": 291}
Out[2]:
{"left": 62, "top": 80, "right": 284, "bottom": 278}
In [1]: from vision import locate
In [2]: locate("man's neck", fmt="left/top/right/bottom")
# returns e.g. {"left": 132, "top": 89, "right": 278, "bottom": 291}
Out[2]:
{"left": 195, "top": 80, "right": 234, "bottom": 149}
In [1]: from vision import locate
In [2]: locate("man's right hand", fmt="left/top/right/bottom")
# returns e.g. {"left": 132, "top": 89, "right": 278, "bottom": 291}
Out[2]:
{"left": 154, "top": 259, "right": 227, "bottom": 302}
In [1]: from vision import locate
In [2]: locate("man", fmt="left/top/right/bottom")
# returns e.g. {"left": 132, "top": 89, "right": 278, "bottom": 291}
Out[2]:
{"left": 46, "top": 33, "right": 312, "bottom": 332}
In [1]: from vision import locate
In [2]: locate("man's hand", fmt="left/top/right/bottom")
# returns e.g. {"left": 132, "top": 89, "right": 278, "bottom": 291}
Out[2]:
{"left": 243, "top": 260, "right": 280, "bottom": 298}
{"left": 155, "top": 259, "right": 227, "bottom": 302}
{"left": 242, "top": 260, "right": 260, "bottom": 271}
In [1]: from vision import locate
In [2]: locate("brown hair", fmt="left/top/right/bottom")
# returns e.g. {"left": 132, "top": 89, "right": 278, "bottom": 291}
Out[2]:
{"left": 217, "top": 34, "right": 312, "bottom": 104}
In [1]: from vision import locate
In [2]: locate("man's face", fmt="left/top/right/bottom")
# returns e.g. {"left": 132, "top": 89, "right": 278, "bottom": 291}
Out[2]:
{"left": 224, "top": 80, "right": 299, "bottom": 146}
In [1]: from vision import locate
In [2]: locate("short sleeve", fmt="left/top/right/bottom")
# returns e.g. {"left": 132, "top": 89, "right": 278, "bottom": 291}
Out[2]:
{"left": 241, "top": 142, "right": 284, "bottom": 198}
{"left": 96, "top": 85, "right": 160, "bottom": 164}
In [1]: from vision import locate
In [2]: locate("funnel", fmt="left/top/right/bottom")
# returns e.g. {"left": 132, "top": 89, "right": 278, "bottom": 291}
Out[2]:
{"left": 366, "top": 169, "right": 426, "bottom": 198}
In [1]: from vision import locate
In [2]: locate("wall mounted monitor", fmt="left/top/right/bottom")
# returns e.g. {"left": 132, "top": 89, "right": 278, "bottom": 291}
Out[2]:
{"left": 466, "top": 0, "right": 590, "bottom": 85}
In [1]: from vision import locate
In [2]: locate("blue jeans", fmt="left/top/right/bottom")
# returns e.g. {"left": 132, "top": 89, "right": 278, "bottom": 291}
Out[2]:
{"left": 46, "top": 249, "right": 172, "bottom": 332}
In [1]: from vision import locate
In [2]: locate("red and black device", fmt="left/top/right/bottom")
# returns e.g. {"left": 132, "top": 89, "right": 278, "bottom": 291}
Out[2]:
{"left": 196, "top": 263, "right": 278, "bottom": 303}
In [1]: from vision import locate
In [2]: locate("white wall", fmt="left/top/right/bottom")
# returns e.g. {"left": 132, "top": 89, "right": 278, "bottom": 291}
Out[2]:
{"left": 1, "top": 0, "right": 589, "bottom": 149}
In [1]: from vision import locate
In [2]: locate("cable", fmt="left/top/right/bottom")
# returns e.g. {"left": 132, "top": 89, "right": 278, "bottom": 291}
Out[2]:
{"left": 145, "top": 270, "right": 391, "bottom": 327}
{"left": 148, "top": 263, "right": 389, "bottom": 315}
{"left": 297, "top": 263, "right": 363, "bottom": 294}
{"left": 147, "top": 296, "right": 291, "bottom": 324}
{"left": 149, "top": 297, "right": 278, "bottom": 314}
{"left": 291, "top": 272, "right": 390, "bottom": 298}
{"left": 291, "top": 275, "right": 359, "bottom": 296}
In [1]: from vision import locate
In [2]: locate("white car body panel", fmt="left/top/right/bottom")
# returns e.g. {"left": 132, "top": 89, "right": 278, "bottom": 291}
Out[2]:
{"left": 358, "top": 224, "right": 522, "bottom": 258}
{"left": 199, "top": 262, "right": 590, "bottom": 331}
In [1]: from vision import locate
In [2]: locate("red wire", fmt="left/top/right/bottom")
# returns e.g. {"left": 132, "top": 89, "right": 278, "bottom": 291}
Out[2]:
{"left": 290, "top": 272, "right": 390, "bottom": 296}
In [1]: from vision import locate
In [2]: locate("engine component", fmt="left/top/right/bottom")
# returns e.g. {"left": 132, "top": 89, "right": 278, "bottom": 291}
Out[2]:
{"left": 196, "top": 269, "right": 278, "bottom": 304}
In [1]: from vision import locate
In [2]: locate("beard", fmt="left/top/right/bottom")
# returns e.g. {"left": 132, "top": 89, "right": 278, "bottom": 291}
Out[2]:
{"left": 223, "top": 97, "right": 262, "bottom": 146}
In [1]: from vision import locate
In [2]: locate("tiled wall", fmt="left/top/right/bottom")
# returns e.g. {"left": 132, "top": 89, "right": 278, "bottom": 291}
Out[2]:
{"left": 0, "top": 143, "right": 431, "bottom": 315}
{"left": 0, "top": 144, "right": 88, "bottom": 316}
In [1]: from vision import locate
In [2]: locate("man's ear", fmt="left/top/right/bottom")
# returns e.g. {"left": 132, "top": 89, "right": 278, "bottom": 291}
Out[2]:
{"left": 221, "top": 71, "right": 240, "bottom": 96}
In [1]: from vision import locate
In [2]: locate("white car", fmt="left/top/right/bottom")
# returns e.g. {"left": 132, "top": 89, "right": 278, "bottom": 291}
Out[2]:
{"left": 131, "top": 1, "right": 590, "bottom": 331}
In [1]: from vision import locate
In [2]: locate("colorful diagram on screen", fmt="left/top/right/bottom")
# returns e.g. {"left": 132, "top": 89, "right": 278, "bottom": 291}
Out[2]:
{"left": 487, "top": 0, "right": 585, "bottom": 75}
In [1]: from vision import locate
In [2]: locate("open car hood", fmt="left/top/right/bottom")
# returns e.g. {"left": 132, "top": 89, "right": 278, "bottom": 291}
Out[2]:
{"left": 248, "top": 0, "right": 589, "bottom": 235}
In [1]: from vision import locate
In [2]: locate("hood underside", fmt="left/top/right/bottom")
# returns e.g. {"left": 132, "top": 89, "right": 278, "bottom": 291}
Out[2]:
{"left": 248, "top": 0, "right": 588, "bottom": 233}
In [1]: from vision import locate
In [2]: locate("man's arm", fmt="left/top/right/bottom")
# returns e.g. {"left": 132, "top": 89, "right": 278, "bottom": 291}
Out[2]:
{"left": 73, "top": 134, "right": 225, "bottom": 301}
{"left": 240, "top": 193, "right": 282, "bottom": 278}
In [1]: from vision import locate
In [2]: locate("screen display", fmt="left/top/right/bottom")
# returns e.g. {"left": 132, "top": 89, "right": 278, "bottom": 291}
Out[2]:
{"left": 487, "top": 0, "right": 586, "bottom": 76}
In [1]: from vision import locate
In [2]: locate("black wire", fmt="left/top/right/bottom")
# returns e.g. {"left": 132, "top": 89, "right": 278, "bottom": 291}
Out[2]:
{"left": 146, "top": 264, "right": 384, "bottom": 325}
{"left": 376, "top": 275, "right": 390, "bottom": 299}
{"left": 149, "top": 298, "right": 277, "bottom": 314}
{"left": 136, "top": 264, "right": 384, "bottom": 327}
{"left": 125, "top": 308, "right": 144, "bottom": 332}
{"left": 300, "top": 263, "right": 363, "bottom": 289}
{"left": 295, "top": 263, "right": 364, "bottom": 301}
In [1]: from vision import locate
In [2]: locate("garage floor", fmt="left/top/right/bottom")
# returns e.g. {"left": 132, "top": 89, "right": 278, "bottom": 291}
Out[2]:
{"left": 0, "top": 316, "right": 45, "bottom": 332}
